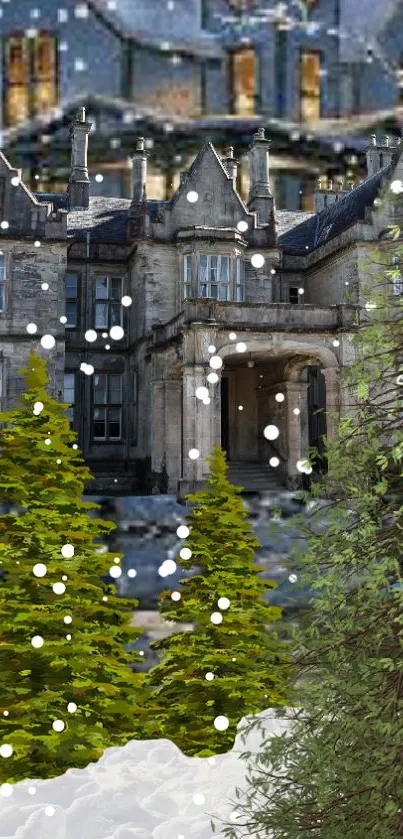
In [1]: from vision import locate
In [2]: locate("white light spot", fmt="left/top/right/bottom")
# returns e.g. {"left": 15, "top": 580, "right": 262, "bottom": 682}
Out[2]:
{"left": 207, "top": 344, "right": 216, "bottom": 354}
{"left": 228, "top": 332, "right": 237, "bottom": 341}
{"left": 102, "top": 332, "right": 108, "bottom": 338}
{"left": 110, "top": 325, "right": 124, "bottom": 340}
{"left": 293, "top": 407, "right": 300, "bottom": 415}
{"left": 180, "top": 547, "right": 192, "bottom": 560}
{"left": 188, "top": 448, "right": 200, "bottom": 460}
{"left": 41, "top": 334, "right": 55, "bottom": 350}
{"left": 298, "top": 287, "right": 304, "bottom": 295}
{"left": 56, "top": 459, "right": 61, "bottom": 464}
{"left": 28, "top": 786, "right": 36, "bottom": 795}
{"left": 205, "top": 672, "right": 215, "bottom": 681}
{"left": 270, "top": 268, "right": 276, "bottom": 275}
{"left": 196, "top": 386, "right": 209, "bottom": 400}
{"left": 33, "top": 563, "right": 47, "bottom": 577}
{"left": 10, "top": 176, "right": 19, "bottom": 186}
{"left": 41, "top": 283, "right": 49, "bottom": 291}
{"left": 33, "top": 401, "right": 44, "bottom": 414}
{"left": 60, "top": 316, "right": 67, "bottom": 324}
{"left": 209, "top": 355, "right": 223, "bottom": 370}
{"left": 237, "top": 220, "right": 248, "bottom": 232}
{"left": 263, "top": 424, "right": 279, "bottom": 440}
{"left": 0, "top": 744, "right": 13, "bottom": 758}
{"left": 214, "top": 715, "right": 229, "bottom": 731}
{"left": 84, "top": 329, "right": 97, "bottom": 343}
{"left": 72, "top": 444, "right": 78, "bottom": 449}
{"left": 391, "top": 180, "right": 403, "bottom": 194}
{"left": 0, "top": 784, "right": 13, "bottom": 797}
{"left": 1, "top": 221, "right": 9, "bottom": 230}
{"left": 121, "top": 295, "right": 132, "bottom": 307}
{"left": 31, "top": 635, "right": 44, "bottom": 648}
{"left": 236, "top": 342, "right": 247, "bottom": 353}
{"left": 207, "top": 371, "right": 219, "bottom": 384}
{"left": 275, "top": 392, "right": 285, "bottom": 402}
{"left": 45, "top": 806, "right": 56, "bottom": 816}
{"left": 61, "top": 543, "right": 74, "bottom": 559}
{"left": 67, "top": 702, "right": 77, "bottom": 713}
{"left": 333, "top": 339, "right": 340, "bottom": 347}
{"left": 211, "top": 611, "right": 223, "bottom": 625}
{"left": 218, "top": 597, "right": 230, "bottom": 610}
{"left": 193, "top": 793, "right": 205, "bottom": 805}
{"left": 52, "top": 718, "right": 65, "bottom": 732}
{"left": 45, "top": 438, "right": 51, "bottom": 446}
{"left": 238, "top": 404, "right": 243, "bottom": 411}
{"left": 289, "top": 574, "right": 298, "bottom": 583}
{"left": 187, "top": 190, "right": 198, "bottom": 203}
{"left": 3, "top": 711, "right": 9, "bottom": 717}
{"left": 53, "top": 582, "right": 66, "bottom": 595}
{"left": 269, "top": 456, "right": 280, "bottom": 467}
{"left": 171, "top": 591, "right": 181, "bottom": 601}
{"left": 251, "top": 253, "right": 265, "bottom": 268}
{"left": 177, "top": 525, "right": 190, "bottom": 539}
{"left": 109, "top": 566, "right": 122, "bottom": 579}
{"left": 296, "top": 458, "right": 312, "bottom": 474}
{"left": 63, "top": 615, "right": 72, "bottom": 624}
{"left": 203, "top": 397, "right": 211, "bottom": 405}
{"left": 127, "top": 568, "right": 137, "bottom": 578}
{"left": 26, "top": 323, "right": 38, "bottom": 334}
{"left": 34, "top": 241, "right": 41, "bottom": 249}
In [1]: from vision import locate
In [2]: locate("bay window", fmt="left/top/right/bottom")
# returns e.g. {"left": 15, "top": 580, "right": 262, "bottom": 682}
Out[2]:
{"left": 198, "top": 255, "right": 230, "bottom": 300}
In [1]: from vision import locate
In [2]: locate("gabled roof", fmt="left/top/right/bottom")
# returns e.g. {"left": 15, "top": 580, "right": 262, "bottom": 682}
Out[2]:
{"left": 170, "top": 139, "right": 250, "bottom": 216}
{"left": 278, "top": 163, "right": 395, "bottom": 255}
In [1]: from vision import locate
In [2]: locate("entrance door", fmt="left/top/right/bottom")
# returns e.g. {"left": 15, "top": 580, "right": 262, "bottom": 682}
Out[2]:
{"left": 307, "top": 366, "right": 328, "bottom": 474}
{"left": 221, "top": 377, "right": 230, "bottom": 458}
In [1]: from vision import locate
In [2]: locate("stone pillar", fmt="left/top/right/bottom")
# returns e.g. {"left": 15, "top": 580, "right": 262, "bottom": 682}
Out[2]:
{"left": 283, "top": 380, "right": 309, "bottom": 489}
{"left": 322, "top": 366, "right": 341, "bottom": 485}
{"left": 178, "top": 365, "right": 215, "bottom": 497}
{"left": 151, "top": 380, "right": 165, "bottom": 473}
{"left": 165, "top": 379, "right": 182, "bottom": 489}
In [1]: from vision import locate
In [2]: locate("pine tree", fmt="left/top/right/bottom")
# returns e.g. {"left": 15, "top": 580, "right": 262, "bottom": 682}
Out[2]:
{"left": 141, "top": 444, "right": 295, "bottom": 758}
{"left": 214, "top": 202, "right": 403, "bottom": 838}
{"left": 0, "top": 350, "right": 148, "bottom": 785}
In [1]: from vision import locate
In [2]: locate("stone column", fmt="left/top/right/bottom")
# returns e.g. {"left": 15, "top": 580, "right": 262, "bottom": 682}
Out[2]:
{"left": 283, "top": 380, "right": 309, "bottom": 489}
{"left": 164, "top": 379, "right": 182, "bottom": 490}
{"left": 322, "top": 366, "right": 341, "bottom": 485}
{"left": 151, "top": 380, "right": 165, "bottom": 473}
{"left": 178, "top": 365, "right": 214, "bottom": 497}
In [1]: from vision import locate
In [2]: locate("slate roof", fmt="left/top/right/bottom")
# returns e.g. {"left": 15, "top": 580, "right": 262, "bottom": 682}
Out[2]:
{"left": 34, "top": 158, "right": 395, "bottom": 250}
{"left": 278, "top": 162, "right": 395, "bottom": 254}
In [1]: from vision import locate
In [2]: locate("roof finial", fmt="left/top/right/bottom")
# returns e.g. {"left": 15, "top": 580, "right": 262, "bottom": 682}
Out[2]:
{"left": 254, "top": 127, "right": 266, "bottom": 142}
{"left": 78, "top": 106, "right": 86, "bottom": 122}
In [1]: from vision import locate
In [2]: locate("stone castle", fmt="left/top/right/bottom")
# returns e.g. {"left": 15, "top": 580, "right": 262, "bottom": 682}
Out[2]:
{"left": 0, "top": 108, "right": 401, "bottom": 498}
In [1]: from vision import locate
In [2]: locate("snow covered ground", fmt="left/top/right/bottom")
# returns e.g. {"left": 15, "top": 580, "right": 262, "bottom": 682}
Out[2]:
{"left": 0, "top": 710, "right": 294, "bottom": 839}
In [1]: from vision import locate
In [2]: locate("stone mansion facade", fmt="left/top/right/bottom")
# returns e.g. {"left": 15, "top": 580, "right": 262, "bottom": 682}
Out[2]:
{"left": 0, "top": 108, "right": 402, "bottom": 498}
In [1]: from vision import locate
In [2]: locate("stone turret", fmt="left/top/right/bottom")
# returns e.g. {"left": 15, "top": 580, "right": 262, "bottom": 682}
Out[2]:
{"left": 67, "top": 106, "right": 92, "bottom": 210}
{"left": 247, "top": 127, "right": 274, "bottom": 226}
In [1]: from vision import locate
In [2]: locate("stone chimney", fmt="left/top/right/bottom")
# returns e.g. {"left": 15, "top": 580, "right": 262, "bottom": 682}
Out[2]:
{"left": 67, "top": 106, "right": 92, "bottom": 210}
{"left": 379, "top": 135, "right": 396, "bottom": 168}
{"left": 365, "top": 134, "right": 384, "bottom": 177}
{"left": 247, "top": 127, "right": 274, "bottom": 226}
{"left": 313, "top": 177, "right": 351, "bottom": 213}
{"left": 221, "top": 146, "right": 238, "bottom": 185}
{"left": 129, "top": 137, "right": 148, "bottom": 210}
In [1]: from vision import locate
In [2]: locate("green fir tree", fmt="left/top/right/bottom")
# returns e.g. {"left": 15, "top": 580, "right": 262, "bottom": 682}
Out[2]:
{"left": 214, "top": 204, "right": 403, "bottom": 838}
{"left": 142, "top": 444, "right": 295, "bottom": 758}
{"left": 0, "top": 350, "right": 148, "bottom": 785}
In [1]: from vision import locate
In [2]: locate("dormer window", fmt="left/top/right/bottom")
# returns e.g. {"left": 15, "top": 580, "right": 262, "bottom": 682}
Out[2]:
{"left": 199, "top": 255, "right": 229, "bottom": 300}
{"left": 182, "top": 254, "right": 244, "bottom": 302}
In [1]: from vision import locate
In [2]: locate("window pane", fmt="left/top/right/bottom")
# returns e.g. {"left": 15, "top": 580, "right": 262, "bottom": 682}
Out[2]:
{"left": 94, "top": 408, "right": 106, "bottom": 438}
{"left": 210, "top": 284, "right": 218, "bottom": 299}
{"left": 65, "top": 273, "right": 77, "bottom": 296}
{"left": 0, "top": 256, "right": 5, "bottom": 283}
{"left": 95, "top": 302, "right": 108, "bottom": 328}
{"left": 109, "top": 374, "right": 122, "bottom": 404}
{"left": 94, "top": 374, "right": 107, "bottom": 404}
{"left": 199, "top": 255, "right": 208, "bottom": 284}
{"left": 63, "top": 373, "right": 75, "bottom": 403}
{"left": 200, "top": 284, "right": 207, "bottom": 298}
{"left": 96, "top": 277, "right": 108, "bottom": 299}
{"left": 0, "top": 284, "right": 4, "bottom": 312}
{"left": 65, "top": 301, "right": 77, "bottom": 327}
{"left": 209, "top": 255, "right": 218, "bottom": 283}
{"left": 220, "top": 257, "right": 229, "bottom": 282}
{"left": 184, "top": 254, "right": 192, "bottom": 283}
{"left": 108, "top": 408, "right": 121, "bottom": 439}
{"left": 109, "top": 303, "right": 122, "bottom": 327}
{"left": 110, "top": 277, "right": 122, "bottom": 300}
{"left": 219, "top": 284, "right": 228, "bottom": 301}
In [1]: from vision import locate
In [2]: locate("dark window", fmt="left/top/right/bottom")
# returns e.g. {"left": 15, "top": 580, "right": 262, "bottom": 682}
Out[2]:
{"left": 289, "top": 286, "right": 299, "bottom": 304}
{"left": 93, "top": 373, "right": 123, "bottom": 440}
{"left": 63, "top": 372, "right": 75, "bottom": 424}
{"left": 95, "top": 276, "right": 123, "bottom": 329}
{"left": 65, "top": 272, "right": 78, "bottom": 328}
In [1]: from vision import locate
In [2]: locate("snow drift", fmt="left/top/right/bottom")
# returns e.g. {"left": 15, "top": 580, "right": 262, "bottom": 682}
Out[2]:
{"left": 0, "top": 709, "right": 294, "bottom": 839}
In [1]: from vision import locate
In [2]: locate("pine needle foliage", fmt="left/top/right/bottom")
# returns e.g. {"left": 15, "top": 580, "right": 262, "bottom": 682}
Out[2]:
{"left": 213, "top": 204, "right": 403, "bottom": 838}
{"left": 141, "top": 444, "right": 296, "bottom": 757}
{"left": 0, "top": 350, "right": 148, "bottom": 785}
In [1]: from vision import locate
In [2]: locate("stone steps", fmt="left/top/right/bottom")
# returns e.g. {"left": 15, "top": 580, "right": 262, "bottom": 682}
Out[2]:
{"left": 226, "top": 460, "right": 283, "bottom": 493}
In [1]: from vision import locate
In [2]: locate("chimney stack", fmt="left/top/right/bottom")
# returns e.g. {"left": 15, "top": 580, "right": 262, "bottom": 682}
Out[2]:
{"left": 68, "top": 107, "right": 92, "bottom": 210}
{"left": 221, "top": 146, "right": 238, "bottom": 186}
{"left": 313, "top": 176, "right": 351, "bottom": 213}
{"left": 365, "top": 134, "right": 384, "bottom": 178}
{"left": 379, "top": 135, "right": 396, "bottom": 168}
{"left": 130, "top": 137, "right": 148, "bottom": 210}
{"left": 247, "top": 127, "right": 274, "bottom": 225}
